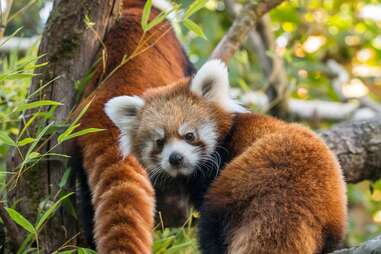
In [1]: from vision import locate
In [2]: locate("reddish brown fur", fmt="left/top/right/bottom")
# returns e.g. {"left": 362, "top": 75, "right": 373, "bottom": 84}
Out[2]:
{"left": 76, "top": 1, "right": 192, "bottom": 253}
{"left": 131, "top": 83, "right": 232, "bottom": 157}
{"left": 203, "top": 113, "right": 347, "bottom": 254}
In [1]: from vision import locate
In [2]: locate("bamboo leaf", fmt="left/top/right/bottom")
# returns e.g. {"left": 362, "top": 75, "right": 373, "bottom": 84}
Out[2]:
{"left": 15, "top": 100, "right": 63, "bottom": 112}
{"left": 184, "top": 0, "right": 207, "bottom": 19}
{"left": 0, "top": 132, "right": 17, "bottom": 147}
{"left": 57, "top": 123, "right": 81, "bottom": 144}
{"left": 60, "top": 128, "right": 105, "bottom": 143}
{"left": 146, "top": 11, "right": 170, "bottom": 31}
{"left": 17, "top": 137, "right": 35, "bottom": 147}
{"left": 35, "top": 192, "right": 74, "bottom": 231}
{"left": 142, "top": 0, "right": 153, "bottom": 31}
{"left": 5, "top": 208, "right": 35, "bottom": 234}
{"left": 184, "top": 19, "right": 207, "bottom": 39}
{"left": 77, "top": 248, "right": 97, "bottom": 254}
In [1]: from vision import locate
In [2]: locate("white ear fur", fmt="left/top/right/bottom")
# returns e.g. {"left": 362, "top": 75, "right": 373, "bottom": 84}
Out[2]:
{"left": 190, "top": 59, "right": 247, "bottom": 113}
{"left": 104, "top": 95, "right": 144, "bottom": 155}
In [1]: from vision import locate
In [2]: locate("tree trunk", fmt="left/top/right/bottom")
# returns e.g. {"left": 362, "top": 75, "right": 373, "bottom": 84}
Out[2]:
{"left": 7, "top": 0, "right": 119, "bottom": 251}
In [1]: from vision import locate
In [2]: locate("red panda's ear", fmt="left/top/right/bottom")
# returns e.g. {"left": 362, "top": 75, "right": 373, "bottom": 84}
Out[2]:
{"left": 104, "top": 96, "right": 144, "bottom": 155}
{"left": 191, "top": 59, "right": 247, "bottom": 113}
{"left": 104, "top": 96, "right": 144, "bottom": 129}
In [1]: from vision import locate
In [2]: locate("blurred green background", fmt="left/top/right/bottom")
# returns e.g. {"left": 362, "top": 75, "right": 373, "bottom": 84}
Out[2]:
{"left": 1, "top": 0, "right": 381, "bottom": 252}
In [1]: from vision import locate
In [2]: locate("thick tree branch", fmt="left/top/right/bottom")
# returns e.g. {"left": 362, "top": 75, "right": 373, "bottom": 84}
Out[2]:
{"left": 329, "top": 235, "right": 381, "bottom": 254}
{"left": 210, "top": 0, "right": 285, "bottom": 62}
{"left": 320, "top": 117, "right": 381, "bottom": 183}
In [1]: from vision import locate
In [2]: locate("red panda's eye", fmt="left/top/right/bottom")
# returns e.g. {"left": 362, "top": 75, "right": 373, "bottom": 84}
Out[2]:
{"left": 156, "top": 138, "right": 164, "bottom": 147}
{"left": 184, "top": 132, "right": 195, "bottom": 142}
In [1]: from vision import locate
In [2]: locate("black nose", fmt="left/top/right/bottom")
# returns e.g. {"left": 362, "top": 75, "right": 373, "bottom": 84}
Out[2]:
{"left": 169, "top": 152, "right": 184, "bottom": 167}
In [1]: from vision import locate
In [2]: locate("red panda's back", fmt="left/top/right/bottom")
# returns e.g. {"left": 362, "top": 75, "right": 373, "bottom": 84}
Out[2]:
{"left": 203, "top": 113, "right": 347, "bottom": 254}
{"left": 76, "top": 2, "right": 192, "bottom": 253}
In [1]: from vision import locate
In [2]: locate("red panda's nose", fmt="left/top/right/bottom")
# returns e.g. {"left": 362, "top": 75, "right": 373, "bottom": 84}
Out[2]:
{"left": 169, "top": 152, "right": 184, "bottom": 167}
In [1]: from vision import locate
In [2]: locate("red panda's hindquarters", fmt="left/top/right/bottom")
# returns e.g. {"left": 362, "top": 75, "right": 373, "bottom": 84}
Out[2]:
{"left": 204, "top": 126, "right": 347, "bottom": 254}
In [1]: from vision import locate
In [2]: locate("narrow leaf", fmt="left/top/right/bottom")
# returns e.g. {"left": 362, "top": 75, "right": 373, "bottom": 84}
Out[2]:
{"left": 184, "top": 19, "right": 207, "bottom": 39}
{"left": 146, "top": 11, "right": 170, "bottom": 31}
{"left": 184, "top": 0, "right": 207, "bottom": 19}
{"left": 77, "top": 248, "right": 97, "bottom": 254}
{"left": 58, "top": 123, "right": 81, "bottom": 144}
{"left": 60, "top": 128, "right": 105, "bottom": 143}
{"left": 0, "top": 132, "right": 17, "bottom": 147}
{"left": 142, "top": 0, "right": 153, "bottom": 31}
{"left": 35, "top": 192, "right": 74, "bottom": 231}
{"left": 5, "top": 208, "right": 35, "bottom": 234}
{"left": 15, "top": 100, "right": 63, "bottom": 112}
{"left": 17, "top": 137, "right": 35, "bottom": 147}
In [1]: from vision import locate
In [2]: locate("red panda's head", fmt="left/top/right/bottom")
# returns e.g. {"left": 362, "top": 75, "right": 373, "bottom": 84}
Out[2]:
{"left": 105, "top": 60, "right": 247, "bottom": 177}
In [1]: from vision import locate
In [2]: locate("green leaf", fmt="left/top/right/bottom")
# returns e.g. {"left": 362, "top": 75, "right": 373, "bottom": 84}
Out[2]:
{"left": 56, "top": 251, "right": 75, "bottom": 254}
{"left": 183, "top": 19, "right": 207, "bottom": 39}
{"left": 145, "top": 10, "right": 170, "bottom": 31}
{"left": 5, "top": 208, "right": 35, "bottom": 234}
{"left": 184, "top": 0, "right": 207, "bottom": 19}
{"left": 35, "top": 192, "right": 74, "bottom": 231}
{"left": 28, "top": 151, "right": 41, "bottom": 160}
{"left": 59, "top": 168, "right": 72, "bottom": 188}
{"left": 142, "top": 0, "right": 153, "bottom": 31}
{"left": 59, "top": 128, "right": 105, "bottom": 143}
{"left": 20, "top": 122, "right": 54, "bottom": 169}
{"left": 0, "top": 72, "right": 36, "bottom": 81}
{"left": 17, "top": 137, "right": 35, "bottom": 147}
{"left": 18, "top": 113, "right": 40, "bottom": 138}
{"left": 0, "top": 132, "right": 17, "bottom": 147}
{"left": 15, "top": 100, "right": 63, "bottom": 112}
{"left": 77, "top": 247, "right": 97, "bottom": 254}
{"left": 58, "top": 123, "right": 81, "bottom": 144}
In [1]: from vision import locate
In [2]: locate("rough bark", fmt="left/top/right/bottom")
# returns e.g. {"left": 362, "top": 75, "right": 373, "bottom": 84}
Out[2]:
{"left": 6, "top": 0, "right": 119, "bottom": 251}
{"left": 210, "top": 0, "right": 285, "bottom": 62}
{"left": 329, "top": 235, "right": 381, "bottom": 254}
{"left": 320, "top": 117, "right": 381, "bottom": 184}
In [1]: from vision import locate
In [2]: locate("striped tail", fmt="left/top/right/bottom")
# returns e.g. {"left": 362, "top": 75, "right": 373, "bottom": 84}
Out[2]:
{"left": 81, "top": 136, "right": 155, "bottom": 253}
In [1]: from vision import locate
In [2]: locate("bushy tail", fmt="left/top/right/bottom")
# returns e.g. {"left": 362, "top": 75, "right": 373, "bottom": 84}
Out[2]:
{"left": 81, "top": 140, "right": 154, "bottom": 254}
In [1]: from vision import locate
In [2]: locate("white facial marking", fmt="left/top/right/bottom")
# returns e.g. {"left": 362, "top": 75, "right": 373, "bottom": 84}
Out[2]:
{"left": 160, "top": 139, "right": 200, "bottom": 176}
{"left": 191, "top": 59, "right": 248, "bottom": 113}
{"left": 178, "top": 123, "right": 193, "bottom": 136}
{"left": 199, "top": 122, "right": 218, "bottom": 154}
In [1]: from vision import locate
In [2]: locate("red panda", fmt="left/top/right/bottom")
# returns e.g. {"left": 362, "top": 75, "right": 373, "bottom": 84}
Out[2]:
{"left": 105, "top": 60, "right": 348, "bottom": 254}
{"left": 75, "top": 0, "right": 193, "bottom": 253}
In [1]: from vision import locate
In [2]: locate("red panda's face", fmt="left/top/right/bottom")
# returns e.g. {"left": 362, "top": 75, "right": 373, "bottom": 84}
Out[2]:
{"left": 133, "top": 93, "right": 219, "bottom": 177}
{"left": 105, "top": 60, "right": 247, "bottom": 178}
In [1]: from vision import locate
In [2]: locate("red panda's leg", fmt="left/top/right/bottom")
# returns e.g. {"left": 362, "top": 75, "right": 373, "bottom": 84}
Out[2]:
{"left": 198, "top": 207, "right": 228, "bottom": 254}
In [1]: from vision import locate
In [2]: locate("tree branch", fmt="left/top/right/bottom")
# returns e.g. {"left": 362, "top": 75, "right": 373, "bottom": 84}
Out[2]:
{"left": 329, "top": 235, "right": 381, "bottom": 254}
{"left": 210, "top": 0, "right": 285, "bottom": 62}
{"left": 320, "top": 117, "right": 381, "bottom": 183}
{"left": 223, "top": 0, "right": 289, "bottom": 118}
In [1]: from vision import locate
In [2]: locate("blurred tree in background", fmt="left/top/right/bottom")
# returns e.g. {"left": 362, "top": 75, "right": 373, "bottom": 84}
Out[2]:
{"left": 2, "top": 0, "right": 381, "bottom": 252}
